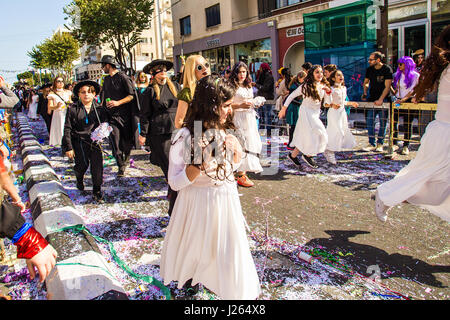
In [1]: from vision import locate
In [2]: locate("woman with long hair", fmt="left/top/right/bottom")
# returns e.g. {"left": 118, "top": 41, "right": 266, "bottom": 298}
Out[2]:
{"left": 140, "top": 60, "right": 181, "bottom": 216}
{"left": 160, "top": 75, "right": 261, "bottom": 300}
{"left": 375, "top": 26, "right": 450, "bottom": 223}
{"left": 26, "top": 89, "right": 39, "bottom": 120}
{"left": 282, "top": 65, "right": 331, "bottom": 168}
{"left": 174, "top": 55, "right": 211, "bottom": 129}
{"left": 391, "top": 56, "right": 420, "bottom": 155}
{"left": 278, "top": 70, "right": 307, "bottom": 149}
{"left": 324, "top": 70, "right": 358, "bottom": 164}
{"left": 47, "top": 76, "right": 72, "bottom": 146}
{"left": 229, "top": 61, "right": 263, "bottom": 187}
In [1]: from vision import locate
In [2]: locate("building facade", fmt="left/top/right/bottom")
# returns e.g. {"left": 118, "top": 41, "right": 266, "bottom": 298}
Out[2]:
{"left": 171, "top": 0, "right": 331, "bottom": 80}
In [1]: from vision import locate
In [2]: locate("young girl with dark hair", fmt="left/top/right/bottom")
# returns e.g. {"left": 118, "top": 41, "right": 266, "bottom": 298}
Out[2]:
{"left": 282, "top": 65, "right": 332, "bottom": 168}
{"left": 375, "top": 25, "right": 450, "bottom": 223}
{"left": 229, "top": 61, "right": 263, "bottom": 187}
{"left": 160, "top": 75, "right": 261, "bottom": 300}
{"left": 324, "top": 70, "right": 358, "bottom": 164}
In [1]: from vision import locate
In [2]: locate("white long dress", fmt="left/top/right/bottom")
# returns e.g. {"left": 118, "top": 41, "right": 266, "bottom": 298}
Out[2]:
{"left": 377, "top": 65, "right": 450, "bottom": 221}
{"left": 160, "top": 128, "right": 261, "bottom": 300}
{"left": 27, "top": 94, "right": 39, "bottom": 120}
{"left": 232, "top": 86, "right": 263, "bottom": 173}
{"left": 48, "top": 90, "right": 72, "bottom": 146}
{"left": 284, "top": 83, "right": 331, "bottom": 156}
{"left": 326, "top": 86, "right": 356, "bottom": 152}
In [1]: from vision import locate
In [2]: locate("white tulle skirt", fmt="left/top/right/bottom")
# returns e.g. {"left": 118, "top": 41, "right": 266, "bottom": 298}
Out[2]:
{"left": 326, "top": 107, "right": 356, "bottom": 152}
{"left": 377, "top": 120, "right": 450, "bottom": 221}
{"left": 160, "top": 181, "right": 261, "bottom": 300}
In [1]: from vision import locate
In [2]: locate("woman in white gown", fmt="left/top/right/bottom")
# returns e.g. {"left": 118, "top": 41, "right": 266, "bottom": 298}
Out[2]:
{"left": 229, "top": 62, "right": 263, "bottom": 188}
{"left": 27, "top": 90, "right": 39, "bottom": 120}
{"left": 375, "top": 26, "right": 450, "bottom": 222}
{"left": 160, "top": 76, "right": 261, "bottom": 300}
{"left": 47, "top": 76, "right": 72, "bottom": 146}
{"left": 283, "top": 65, "right": 332, "bottom": 168}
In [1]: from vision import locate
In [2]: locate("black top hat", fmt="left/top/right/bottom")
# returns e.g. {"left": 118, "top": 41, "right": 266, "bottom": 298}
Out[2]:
{"left": 99, "top": 55, "right": 117, "bottom": 67}
{"left": 143, "top": 59, "right": 174, "bottom": 75}
{"left": 73, "top": 80, "right": 101, "bottom": 96}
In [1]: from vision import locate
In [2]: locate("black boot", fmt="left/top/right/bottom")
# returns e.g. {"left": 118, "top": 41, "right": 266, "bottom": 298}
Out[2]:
{"left": 93, "top": 186, "right": 103, "bottom": 202}
{"left": 76, "top": 177, "right": 85, "bottom": 191}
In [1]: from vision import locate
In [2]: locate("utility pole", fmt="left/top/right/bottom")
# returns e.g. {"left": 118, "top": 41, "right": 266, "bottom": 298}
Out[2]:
{"left": 377, "top": 0, "right": 389, "bottom": 58}
{"left": 155, "top": 0, "right": 165, "bottom": 60}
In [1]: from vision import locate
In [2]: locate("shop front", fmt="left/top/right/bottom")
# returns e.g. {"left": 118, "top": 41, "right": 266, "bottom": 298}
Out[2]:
{"left": 303, "top": 0, "right": 376, "bottom": 100}
{"left": 278, "top": 24, "right": 305, "bottom": 74}
{"left": 173, "top": 21, "right": 279, "bottom": 80}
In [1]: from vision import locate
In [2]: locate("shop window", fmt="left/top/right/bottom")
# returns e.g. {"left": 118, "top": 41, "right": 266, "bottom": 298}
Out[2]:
{"left": 180, "top": 16, "right": 191, "bottom": 36}
{"left": 205, "top": 4, "right": 221, "bottom": 28}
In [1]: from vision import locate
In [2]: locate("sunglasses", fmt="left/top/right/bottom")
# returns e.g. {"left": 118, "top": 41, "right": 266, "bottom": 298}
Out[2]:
{"left": 56, "top": 80, "right": 64, "bottom": 83}
{"left": 196, "top": 63, "right": 210, "bottom": 71}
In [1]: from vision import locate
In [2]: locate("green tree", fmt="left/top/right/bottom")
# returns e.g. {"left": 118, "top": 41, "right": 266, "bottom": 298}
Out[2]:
{"left": 39, "top": 32, "right": 80, "bottom": 80}
{"left": 17, "top": 71, "right": 34, "bottom": 85}
{"left": 64, "top": 0, "right": 154, "bottom": 76}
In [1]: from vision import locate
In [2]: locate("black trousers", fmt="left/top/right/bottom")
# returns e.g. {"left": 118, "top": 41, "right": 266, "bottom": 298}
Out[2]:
{"left": 73, "top": 139, "right": 103, "bottom": 191}
{"left": 109, "top": 121, "right": 133, "bottom": 168}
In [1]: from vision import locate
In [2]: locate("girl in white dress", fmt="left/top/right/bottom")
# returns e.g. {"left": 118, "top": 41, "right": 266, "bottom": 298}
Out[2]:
{"left": 160, "top": 76, "right": 261, "bottom": 300}
{"left": 229, "top": 62, "right": 263, "bottom": 187}
{"left": 283, "top": 65, "right": 332, "bottom": 168}
{"left": 324, "top": 70, "right": 359, "bottom": 164}
{"left": 375, "top": 26, "right": 450, "bottom": 223}
{"left": 47, "top": 76, "right": 72, "bottom": 146}
{"left": 27, "top": 90, "right": 39, "bottom": 120}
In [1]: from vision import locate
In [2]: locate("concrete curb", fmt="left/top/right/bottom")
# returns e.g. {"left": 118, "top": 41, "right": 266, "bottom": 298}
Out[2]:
{"left": 15, "top": 113, "right": 128, "bottom": 300}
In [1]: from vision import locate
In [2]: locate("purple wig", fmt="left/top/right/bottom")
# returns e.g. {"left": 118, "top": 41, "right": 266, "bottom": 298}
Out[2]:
{"left": 393, "top": 56, "right": 418, "bottom": 89}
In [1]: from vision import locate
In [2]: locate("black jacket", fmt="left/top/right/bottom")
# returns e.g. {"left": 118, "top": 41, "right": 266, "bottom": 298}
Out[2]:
{"left": 62, "top": 100, "right": 109, "bottom": 153}
{"left": 140, "top": 82, "right": 181, "bottom": 137}
{"left": 256, "top": 71, "right": 275, "bottom": 100}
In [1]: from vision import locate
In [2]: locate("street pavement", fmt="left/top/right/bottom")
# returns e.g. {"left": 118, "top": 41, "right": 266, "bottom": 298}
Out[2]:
{"left": 0, "top": 114, "right": 448, "bottom": 300}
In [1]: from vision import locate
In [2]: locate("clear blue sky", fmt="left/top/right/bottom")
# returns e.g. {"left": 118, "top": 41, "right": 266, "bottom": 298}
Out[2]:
{"left": 1, "top": 0, "right": 71, "bottom": 85}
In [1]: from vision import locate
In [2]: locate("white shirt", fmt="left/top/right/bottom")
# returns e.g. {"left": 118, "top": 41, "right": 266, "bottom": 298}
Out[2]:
{"left": 395, "top": 72, "right": 419, "bottom": 99}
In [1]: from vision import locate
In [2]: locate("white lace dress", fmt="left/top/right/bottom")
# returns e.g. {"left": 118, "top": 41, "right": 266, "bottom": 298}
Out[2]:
{"left": 326, "top": 86, "right": 356, "bottom": 151}
{"left": 27, "top": 94, "right": 39, "bottom": 120}
{"left": 232, "top": 86, "right": 263, "bottom": 173}
{"left": 48, "top": 90, "right": 72, "bottom": 146}
{"left": 377, "top": 65, "right": 450, "bottom": 221}
{"left": 160, "top": 128, "right": 261, "bottom": 300}
{"left": 284, "top": 83, "right": 331, "bottom": 156}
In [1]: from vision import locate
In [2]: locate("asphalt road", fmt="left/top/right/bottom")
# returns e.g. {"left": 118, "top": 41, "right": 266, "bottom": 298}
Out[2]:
{"left": 1, "top": 116, "right": 448, "bottom": 300}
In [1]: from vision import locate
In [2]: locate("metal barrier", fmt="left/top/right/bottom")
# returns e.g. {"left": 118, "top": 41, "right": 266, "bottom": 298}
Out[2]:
{"left": 389, "top": 102, "right": 437, "bottom": 154}
{"left": 254, "top": 100, "right": 437, "bottom": 155}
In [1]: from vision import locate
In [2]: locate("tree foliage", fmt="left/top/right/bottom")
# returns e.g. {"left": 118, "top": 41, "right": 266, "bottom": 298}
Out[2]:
{"left": 64, "top": 0, "right": 154, "bottom": 75}
{"left": 40, "top": 32, "right": 80, "bottom": 77}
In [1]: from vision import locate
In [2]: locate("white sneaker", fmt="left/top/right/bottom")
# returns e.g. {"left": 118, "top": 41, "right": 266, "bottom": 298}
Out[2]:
{"left": 324, "top": 150, "right": 337, "bottom": 164}
{"left": 375, "top": 144, "right": 384, "bottom": 152}
{"left": 374, "top": 190, "right": 391, "bottom": 222}
{"left": 362, "top": 144, "right": 376, "bottom": 152}
{"left": 401, "top": 146, "right": 409, "bottom": 155}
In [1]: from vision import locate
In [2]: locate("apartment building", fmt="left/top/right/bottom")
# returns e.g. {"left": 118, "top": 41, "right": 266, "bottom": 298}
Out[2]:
{"left": 171, "top": 0, "right": 331, "bottom": 79}
{"left": 74, "top": 0, "right": 174, "bottom": 81}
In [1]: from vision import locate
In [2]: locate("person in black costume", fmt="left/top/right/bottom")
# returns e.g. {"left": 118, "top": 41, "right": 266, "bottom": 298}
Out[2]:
{"left": 139, "top": 59, "right": 181, "bottom": 216}
{"left": 99, "top": 55, "right": 136, "bottom": 177}
{"left": 62, "top": 80, "right": 108, "bottom": 201}
{"left": 36, "top": 83, "right": 52, "bottom": 134}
